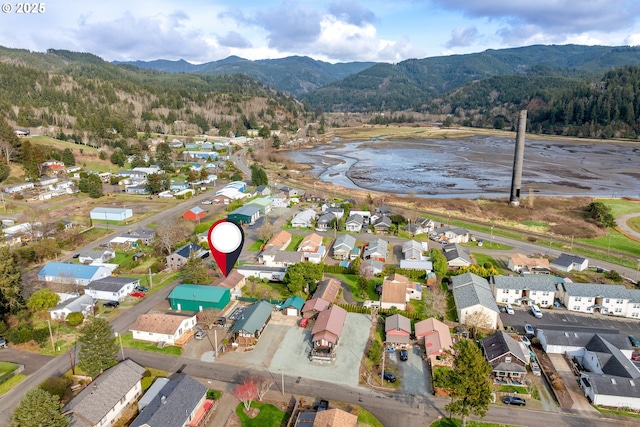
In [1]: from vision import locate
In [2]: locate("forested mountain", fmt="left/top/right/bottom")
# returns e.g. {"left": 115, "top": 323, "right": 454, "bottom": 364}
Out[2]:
{"left": 0, "top": 47, "right": 306, "bottom": 145}
{"left": 302, "top": 45, "right": 640, "bottom": 112}
{"left": 114, "top": 55, "right": 377, "bottom": 96}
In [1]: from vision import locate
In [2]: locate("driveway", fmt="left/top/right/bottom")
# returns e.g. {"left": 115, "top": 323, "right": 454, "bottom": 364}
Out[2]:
{"left": 397, "top": 345, "right": 432, "bottom": 396}
{"left": 546, "top": 353, "right": 598, "bottom": 414}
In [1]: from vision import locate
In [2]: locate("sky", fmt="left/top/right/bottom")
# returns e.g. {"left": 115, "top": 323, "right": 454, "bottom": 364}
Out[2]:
{"left": 2, "top": 0, "right": 640, "bottom": 64}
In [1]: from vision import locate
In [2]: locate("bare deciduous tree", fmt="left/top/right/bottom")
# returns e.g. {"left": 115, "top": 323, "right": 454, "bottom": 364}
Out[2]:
{"left": 463, "top": 310, "right": 492, "bottom": 338}
{"left": 253, "top": 375, "right": 275, "bottom": 401}
{"left": 0, "top": 141, "right": 16, "bottom": 164}
{"left": 154, "top": 219, "right": 193, "bottom": 255}
{"left": 234, "top": 380, "right": 257, "bottom": 410}
{"left": 196, "top": 309, "right": 219, "bottom": 329}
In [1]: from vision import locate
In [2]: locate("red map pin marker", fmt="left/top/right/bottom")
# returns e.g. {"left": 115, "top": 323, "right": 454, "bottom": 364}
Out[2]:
{"left": 207, "top": 219, "right": 245, "bottom": 277}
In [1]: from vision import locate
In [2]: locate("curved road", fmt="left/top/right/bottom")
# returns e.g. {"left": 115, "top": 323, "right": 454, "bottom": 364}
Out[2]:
{"left": 617, "top": 212, "right": 640, "bottom": 241}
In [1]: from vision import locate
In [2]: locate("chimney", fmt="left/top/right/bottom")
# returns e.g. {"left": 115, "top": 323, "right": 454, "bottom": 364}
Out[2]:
{"left": 509, "top": 110, "right": 527, "bottom": 206}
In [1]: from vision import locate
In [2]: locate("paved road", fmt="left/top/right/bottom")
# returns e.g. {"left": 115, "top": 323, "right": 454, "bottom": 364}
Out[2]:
{"left": 617, "top": 212, "right": 640, "bottom": 241}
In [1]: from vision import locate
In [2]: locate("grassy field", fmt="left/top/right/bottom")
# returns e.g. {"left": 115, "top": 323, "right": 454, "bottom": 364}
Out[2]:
{"left": 235, "top": 402, "right": 288, "bottom": 427}
{"left": 120, "top": 333, "right": 181, "bottom": 356}
{"left": 597, "top": 198, "right": 640, "bottom": 217}
{"left": 357, "top": 408, "right": 385, "bottom": 427}
{"left": 472, "top": 253, "right": 506, "bottom": 275}
{"left": 286, "top": 234, "right": 304, "bottom": 251}
{"left": 628, "top": 216, "right": 640, "bottom": 234}
{"left": 0, "top": 374, "right": 27, "bottom": 396}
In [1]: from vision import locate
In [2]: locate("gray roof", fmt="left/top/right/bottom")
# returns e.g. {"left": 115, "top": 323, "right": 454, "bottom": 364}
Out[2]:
{"left": 442, "top": 243, "right": 471, "bottom": 264}
{"left": 583, "top": 373, "right": 640, "bottom": 399}
{"left": 50, "top": 294, "right": 93, "bottom": 313}
{"left": 492, "top": 275, "right": 557, "bottom": 292}
{"left": 273, "top": 251, "right": 305, "bottom": 264}
{"left": 175, "top": 242, "right": 206, "bottom": 259}
{"left": 364, "top": 238, "right": 388, "bottom": 258}
{"left": 334, "top": 234, "right": 356, "bottom": 250}
{"left": 317, "top": 212, "right": 334, "bottom": 225}
{"left": 551, "top": 253, "right": 586, "bottom": 268}
{"left": 231, "top": 300, "right": 273, "bottom": 335}
{"left": 539, "top": 329, "right": 633, "bottom": 351}
{"left": 482, "top": 331, "right": 527, "bottom": 364}
{"left": 586, "top": 335, "right": 640, "bottom": 379}
{"left": 385, "top": 314, "right": 411, "bottom": 334}
{"left": 86, "top": 276, "right": 139, "bottom": 292}
{"left": 346, "top": 214, "right": 363, "bottom": 224}
{"left": 451, "top": 273, "right": 499, "bottom": 312}
{"left": 402, "top": 240, "right": 423, "bottom": 252}
{"left": 64, "top": 359, "right": 146, "bottom": 427}
{"left": 130, "top": 375, "right": 207, "bottom": 427}
{"left": 563, "top": 282, "right": 640, "bottom": 301}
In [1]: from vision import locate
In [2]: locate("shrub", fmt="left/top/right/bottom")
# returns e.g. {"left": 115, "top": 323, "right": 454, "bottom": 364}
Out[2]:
{"left": 551, "top": 378, "right": 564, "bottom": 390}
{"left": 66, "top": 312, "right": 85, "bottom": 326}
{"left": 150, "top": 261, "right": 166, "bottom": 273}
{"left": 39, "top": 377, "right": 71, "bottom": 399}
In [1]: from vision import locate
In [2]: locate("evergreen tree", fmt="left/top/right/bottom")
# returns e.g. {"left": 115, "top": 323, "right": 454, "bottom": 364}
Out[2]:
{"left": 10, "top": 388, "right": 69, "bottom": 427}
{"left": 77, "top": 317, "right": 118, "bottom": 378}
{"left": 444, "top": 339, "right": 492, "bottom": 427}
{"left": 0, "top": 245, "right": 24, "bottom": 317}
{"left": 87, "top": 174, "right": 103, "bottom": 198}
{"left": 155, "top": 142, "right": 174, "bottom": 171}
{"left": 110, "top": 150, "right": 125, "bottom": 167}
{"left": 61, "top": 148, "right": 76, "bottom": 166}
{"left": 145, "top": 172, "right": 170, "bottom": 194}
{"left": 250, "top": 165, "right": 269, "bottom": 186}
{"left": 183, "top": 256, "right": 210, "bottom": 284}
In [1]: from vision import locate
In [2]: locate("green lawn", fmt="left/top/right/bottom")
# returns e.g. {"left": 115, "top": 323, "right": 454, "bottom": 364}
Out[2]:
{"left": 235, "top": 402, "right": 288, "bottom": 427}
{"left": 286, "top": 234, "right": 304, "bottom": 251}
{"left": 357, "top": 408, "right": 384, "bottom": 427}
{"left": 472, "top": 253, "right": 505, "bottom": 275}
{"left": 628, "top": 215, "right": 640, "bottom": 234}
{"left": 577, "top": 228, "right": 640, "bottom": 261}
{"left": 330, "top": 273, "right": 379, "bottom": 301}
{"left": 596, "top": 199, "right": 640, "bottom": 217}
{"left": 595, "top": 406, "right": 640, "bottom": 419}
{"left": 119, "top": 333, "right": 182, "bottom": 356}
{"left": 0, "top": 361, "right": 18, "bottom": 372}
{"left": 0, "top": 374, "right": 27, "bottom": 396}
{"left": 247, "top": 240, "right": 264, "bottom": 251}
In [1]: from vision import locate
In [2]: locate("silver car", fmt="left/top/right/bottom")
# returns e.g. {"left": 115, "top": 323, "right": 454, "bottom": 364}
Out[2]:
{"left": 194, "top": 329, "right": 207, "bottom": 340}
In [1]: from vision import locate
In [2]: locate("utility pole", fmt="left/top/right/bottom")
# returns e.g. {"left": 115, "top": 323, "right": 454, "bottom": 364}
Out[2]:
{"left": 381, "top": 342, "right": 386, "bottom": 384}
{"left": 115, "top": 332, "right": 125, "bottom": 360}
{"left": 46, "top": 319, "right": 55, "bottom": 353}
{"left": 148, "top": 268, "right": 153, "bottom": 288}
{"left": 281, "top": 368, "right": 284, "bottom": 396}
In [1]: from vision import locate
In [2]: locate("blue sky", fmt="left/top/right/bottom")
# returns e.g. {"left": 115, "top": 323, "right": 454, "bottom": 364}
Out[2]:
{"left": 2, "top": 0, "right": 640, "bottom": 63}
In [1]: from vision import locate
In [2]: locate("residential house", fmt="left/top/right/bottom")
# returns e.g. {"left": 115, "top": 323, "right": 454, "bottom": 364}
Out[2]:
{"left": 63, "top": 359, "right": 146, "bottom": 427}
{"left": 236, "top": 265, "right": 287, "bottom": 282}
{"left": 247, "top": 197, "right": 273, "bottom": 215}
{"left": 299, "top": 233, "right": 323, "bottom": 253}
{"left": 312, "top": 408, "right": 358, "bottom": 427}
{"left": 314, "top": 278, "right": 341, "bottom": 304}
{"left": 363, "top": 238, "right": 389, "bottom": 262}
{"left": 212, "top": 193, "right": 233, "bottom": 205}
{"left": 385, "top": 314, "right": 411, "bottom": 348}
{"left": 432, "top": 226, "right": 470, "bottom": 243}
{"left": 49, "top": 294, "right": 94, "bottom": 321}
{"left": 508, "top": 253, "right": 551, "bottom": 274}
{"left": 38, "top": 262, "right": 113, "bottom": 286}
{"left": 166, "top": 243, "right": 210, "bottom": 270}
{"left": 3, "top": 182, "right": 34, "bottom": 194}
{"left": 168, "top": 285, "right": 230, "bottom": 311}
{"left": 550, "top": 253, "right": 589, "bottom": 272}
{"left": 90, "top": 207, "right": 133, "bottom": 221}
{"left": 451, "top": 273, "right": 500, "bottom": 330}
{"left": 414, "top": 318, "right": 453, "bottom": 363}
{"left": 321, "top": 205, "right": 344, "bottom": 219}
{"left": 281, "top": 296, "right": 305, "bottom": 316}
{"left": 301, "top": 298, "right": 330, "bottom": 319}
{"left": 359, "top": 259, "right": 384, "bottom": 275}
{"left": 254, "top": 185, "right": 271, "bottom": 196}
{"left": 380, "top": 277, "right": 407, "bottom": 311}
{"left": 345, "top": 214, "right": 364, "bottom": 232}
{"left": 265, "top": 230, "right": 292, "bottom": 250}
{"left": 406, "top": 217, "right": 435, "bottom": 236}
{"left": 211, "top": 270, "right": 246, "bottom": 299}
{"left": 492, "top": 275, "right": 558, "bottom": 308}
{"left": 78, "top": 249, "right": 115, "bottom": 265}
{"left": 129, "top": 313, "right": 197, "bottom": 346}
{"left": 137, "top": 378, "right": 170, "bottom": 411}
{"left": 311, "top": 305, "right": 348, "bottom": 362}
{"left": 481, "top": 331, "right": 528, "bottom": 381}
{"left": 537, "top": 329, "right": 640, "bottom": 410}
{"left": 372, "top": 215, "right": 392, "bottom": 233}
{"left": 280, "top": 186, "right": 305, "bottom": 198}
{"left": 114, "top": 227, "right": 155, "bottom": 246}
{"left": 84, "top": 276, "right": 140, "bottom": 302}
{"left": 227, "top": 205, "right": 260, "bottom": 225}
{"left": 130, "top": 375, "right": 210, "bottom": 427}
{"left": 271, "top": 192, "right": 289, "bottom": 208}
{"left": 402, "top": 240, "right": 424, "bottom": 261}
{"left": 230, "top": 300, "right": 274, "bottom": 346}
{"left": 559, "top": 282, "right": 640, "bottom": 318}
{"left": 442, "top": 243, "right": 472, "bottom": 268}
{"left": 183, "top": 206, "right": 206, "bottom": 221}
{"left": 291, "top": 209, "right": 317, "bottom": 228}
{"left": 316, "top": 212, "right": 335, "bottom": 231}
{"left": 261, "top": 247, "right": 304, "bottom": 267}
{"left": 400, "top": 259, "right": 433, "bottom": 273}
{"left": 332, "top": 234, "right": 357, "bottom": 261}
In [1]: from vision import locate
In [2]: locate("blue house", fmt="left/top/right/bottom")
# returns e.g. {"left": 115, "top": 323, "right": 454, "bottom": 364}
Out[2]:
{"left": 170, "top": 181, "right": 189, "bottom": 191}
{"left": 38, "top": 262, "right": 113, "bottom": 286}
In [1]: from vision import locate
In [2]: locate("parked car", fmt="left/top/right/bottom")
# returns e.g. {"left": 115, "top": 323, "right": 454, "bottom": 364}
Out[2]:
{"left": 215, "top": 317, "right": 227, "bottom": 327}
{"left": 506, "top": 304, "right": 515, "bottom": 315}
{"left": 130, "top": 291, "right": 146, "bottom": 298}
{"left": 530, "top": 305, "right": 543, "bottom": 318}
{"left": 72, "top": 253, "right": 80, "bottom": 259}
{"left": 0, "top": 336, "right": 7, "bottom": 348}
{"left": 524, "top": 324, "right": 535, "bottom": 335}
{"left": 135, "top": 285, "right": 149, "bottom": 292}
{"left": 631, "top": 353, "right": 640, "bottom": 361}
{"left": 201, "top": 200, "right": 213, "bottom": 205}
{"left": 531, "top": 362, "right": 541, "bottom": 376}
{"left": 317, "top": 399, "right": 329, "bottom": 411}
{"left": 299, "top": 317, "right": 309, "bottom": 328}
{"left": 382, "top": 372, "right": 396, "bottom": 382}
{"left": 520, "top": 335, "right": 531, "bottom": 346}
{"left": 503, "top": 396, "right": 526, "bottom": 406}
{"left": 194, "top": 329, "right": 207, "bottom": 340}
{"left": 629, "top": 335, "right": 640, "bottom": 347}
{"left": 399, "top": 349, "right": 408, "bottom": 361}
{"left": 103, "top": 301, "right": 119, "bottom": 308}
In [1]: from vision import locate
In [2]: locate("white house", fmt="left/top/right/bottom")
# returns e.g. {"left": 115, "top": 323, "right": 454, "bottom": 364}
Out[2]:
{"left": 492, "top": 275, "right": 558, "bottom": 308}
{"left": 49, "top": 294, "right": 94, "bottom": 320}
{"left": 560, "top": 282, "right": 640, "bottom": 318}
{"left": 236, "top": 265, "right": 287, "bottom": 282}
{"left": 432, "top": 226, "right": 470, "bottom": 243}
{"left": 90, "top": 207, "right": 133, "bottom": 221}
{"left": 291, "top": 208, "right": 317, "bottom": 228}
{"left": 451, "top": 273, "right": 500, "bottom": 330}
{"left": 332, "top": 234, "right": 357, "bottom": 260}
{"left": 63, "top": 360, "right": 146, "bottom": 427}
{"left": 345, "top": 214, "right": 364, "bottom": 232}
{"left": 3, "top": 182, "right": 34, "bottom": 194}
{"left": 84, "top": 276, "right": 140, "bottom": 302}
{"left": 550, "top": 253, "right": 589, "bottom": 272}
{"left": 442, "top": 243, "right": 472, "bottom": 268}
{"left": 129, "top": 313, "right": 197, "bottom": 345}
{"left": 402, "top": 240, "right": 424, "bottom": 261}
{"left": 79, "top": 249, "right": 115, "bottom": 265}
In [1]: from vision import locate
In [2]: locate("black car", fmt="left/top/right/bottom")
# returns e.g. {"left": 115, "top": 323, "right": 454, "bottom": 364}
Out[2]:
{"left": 72, "top": 253, "right": 80, "bottom": 259}
{"left": 399, "top": 349, "right": 408, "bottom": 361}
{"left": 502, "top": 396, "right": 526, "bottom": 406}
{"left": 103, "top": 301, "right": 119, "bottom": 308}
{"left": 135, "top": 285, "right": 149, "bottom": 293}
{"left": 382, "top": 372, "right": 396, "bottom": 382}
{"left": 317, "top": 399, "right": 329, "bottom": 411}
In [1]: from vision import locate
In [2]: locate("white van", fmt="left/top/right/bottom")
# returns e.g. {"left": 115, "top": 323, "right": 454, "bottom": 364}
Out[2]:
{"left": 531, "top": 305, "right": 542, "bottom": 318}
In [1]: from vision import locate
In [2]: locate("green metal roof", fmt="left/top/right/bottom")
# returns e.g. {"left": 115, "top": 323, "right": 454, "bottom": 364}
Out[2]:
{"left": 231, "top": 300, "right": 273, "bottom": 335}
{"left": 168, "top": 284, "right": 229, "bottom": 302}
{"left": 281, "top": 296, "right": 304, "bottom": 311}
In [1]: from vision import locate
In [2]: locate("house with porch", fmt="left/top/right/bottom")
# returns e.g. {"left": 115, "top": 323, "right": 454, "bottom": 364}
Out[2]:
{"left": 84, "top": 276, "right": 140, "bottom": 302}
{"left": 442, "top": 243, "right": 472, "bottom": 268}
{"left": 310, "top": 305, "right": 347, "bottom": 362}
{"left": 345, "top": 214, "right": 364, "bottom": 232}
{"left": 431, "top": 226, "right": 469, "bottom": 243}
{"left": 316, "top": 212, "right": 335, "bottom": 231}
{"left": 230, "top": 300, "right": 274, "bottom": 346}
{"left": 481, "top": 331, "right": 529, "bottom": 382}
{"left": 372, "top": 215, "right": 392, "bottom": 233}
{"left": 129, "top": 313, "right": 197, "bottom": 346}
{"left": 363, "top": 238, "right": 389, "bottom": 262}
{"left": 63, "top": 359, "right": 146, "bottom": 427}
{"left": 385, "top": 314, "right": 411, "bottom": 348}
{"left": 492, "top": 275, "right": 558, "bottom": 308}
{"left": 332, "top": 234, "right": 357, "bottom": 260}
{"left": 49, "top": 294, "right": 94, "bottom": 321}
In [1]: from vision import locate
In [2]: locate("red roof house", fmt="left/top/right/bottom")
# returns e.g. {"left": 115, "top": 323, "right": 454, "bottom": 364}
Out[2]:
{"left": 183, "top": 206, "right": 206, "bottom": 221}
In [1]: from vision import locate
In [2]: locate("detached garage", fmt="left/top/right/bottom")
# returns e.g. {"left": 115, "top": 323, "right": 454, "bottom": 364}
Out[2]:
{"left": 90, "top": 207, "right": 133, "bottom": 221}
{"left": 168, "top": 284, "right": 230, "bottom": 312}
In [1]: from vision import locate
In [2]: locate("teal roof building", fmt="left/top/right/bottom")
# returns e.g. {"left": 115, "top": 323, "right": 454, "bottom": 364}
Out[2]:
{"left": 168, "top": 284, "right": 230, "bottom": 312}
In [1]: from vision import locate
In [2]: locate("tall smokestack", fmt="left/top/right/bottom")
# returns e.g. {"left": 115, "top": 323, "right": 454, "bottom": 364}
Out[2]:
{"left": 509, "top": 110, "right": 527, "bottom": 206}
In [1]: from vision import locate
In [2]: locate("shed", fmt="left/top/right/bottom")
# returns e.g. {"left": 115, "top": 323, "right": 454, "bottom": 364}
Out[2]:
{"left": 281, "top": 296, "right": 305, "bottom": 316}
{"left": 183, "top": 206, "right": 206, "bottom": 221}
{"left": 167, "top": 285, "right": 230, "bottom": 312}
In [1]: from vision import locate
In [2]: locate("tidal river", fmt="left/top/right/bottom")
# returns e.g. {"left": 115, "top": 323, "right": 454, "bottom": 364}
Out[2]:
{"left": 285, "top": 136, "right": 640, "bottom": 199}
